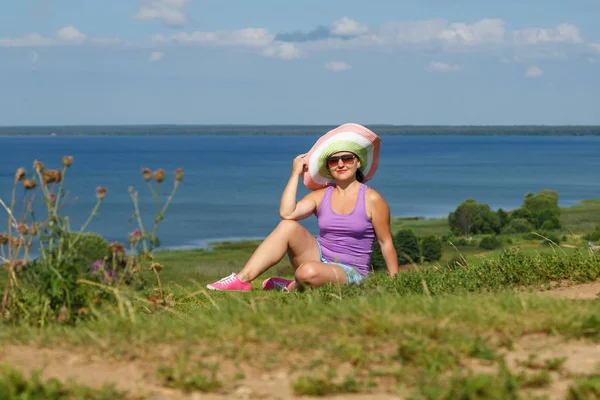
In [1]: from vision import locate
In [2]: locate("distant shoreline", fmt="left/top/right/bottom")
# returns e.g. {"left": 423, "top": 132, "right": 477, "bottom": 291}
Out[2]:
{"left": 1, "top": 125, "right": 600, "bottom": 137}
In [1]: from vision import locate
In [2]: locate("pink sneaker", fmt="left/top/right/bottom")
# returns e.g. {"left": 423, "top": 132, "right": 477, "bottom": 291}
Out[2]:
{"left": 206, "top": 273, "right": 251, "bottom": 291}
{"left": 262, "top": 277, "right": 294, "bottom": 291}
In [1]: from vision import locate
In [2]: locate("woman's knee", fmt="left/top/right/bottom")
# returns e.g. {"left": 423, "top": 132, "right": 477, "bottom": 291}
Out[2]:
{"left": 295, "top": 262, "right": 320, "bottom": 283}
{"left": 276, "top": 219, "right": 302, "bottom": 234}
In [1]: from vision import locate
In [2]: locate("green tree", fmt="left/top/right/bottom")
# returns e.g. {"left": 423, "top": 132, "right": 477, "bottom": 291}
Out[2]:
{"left": 448, "top": 199, "right": 501, "bottom": 235}
{"left": 502, "top": 218, "right": 534, "bottom": 234}
{"left": 520, "top": 190, "right": 562, "bottom": 230}
{"left": 497, "top": 208, "right": 509, "bottom": 229}
{"left": 395, "top": 228, "right": 420, "bottom": 265}
{"left": 420, "top": 234, "right": 443, "bottom": 262}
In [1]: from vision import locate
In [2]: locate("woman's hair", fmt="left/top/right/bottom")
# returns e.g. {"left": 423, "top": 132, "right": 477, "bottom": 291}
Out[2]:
{"left": 356, "top": 169, "right": 365, "bottom": 182}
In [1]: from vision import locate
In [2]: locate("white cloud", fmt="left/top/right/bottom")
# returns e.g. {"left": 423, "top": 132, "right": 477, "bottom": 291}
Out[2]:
{"left": 57, "top": 26, "right": 86, "bottom": 43}
{"left": 263, "top": 42, "right": 301, "bottom": 60}
{"left": 378, "top": 20, "right": 448, "bottom": 44}
{"left": 134, "top": 0, "right": 190, "bottom": 28}
{"left": 149, "top": 51, "right": 164, "bottom": 62}
{"left": 512, "top": 23, "right": 582, "bottom": 45}
{"left": 439, "top": 18, "right": 505, "bottom": 45}
{"left": 0, "top": 33, "right": 56, "bottom": 47}
{"left": 591, "top": 43, "right": 600, "bottom": 53}
{"left": 325, "top": 61, "right": 352, "bottom": 72}
{"left": 525, "top": 65, "right": 544, "bottom": 77}
{"left": 155, "top": 28, "right": 274, "bottom": 47}
{"left": 331, "top": 17, "right": 369, "bottom": 36}
{"left": 427, "top": 61, "right": 461, "bottom": 72}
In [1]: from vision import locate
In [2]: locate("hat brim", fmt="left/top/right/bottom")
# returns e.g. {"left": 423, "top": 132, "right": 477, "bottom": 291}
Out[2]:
{"left": 302, "top": 123, "right": 381, "bottom": 190}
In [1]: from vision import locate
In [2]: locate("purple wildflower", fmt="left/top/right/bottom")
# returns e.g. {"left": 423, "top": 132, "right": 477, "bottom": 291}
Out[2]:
{"left": 103, "top": 269, "right": 115, "bottom": 284}
{"left": 92, "top": 259, "right": 104, "bottom": 274}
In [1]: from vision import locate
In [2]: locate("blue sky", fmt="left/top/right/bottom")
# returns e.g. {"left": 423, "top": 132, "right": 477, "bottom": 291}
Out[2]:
{"left": 0, "top": 0, "right": 599, "bottom": 126}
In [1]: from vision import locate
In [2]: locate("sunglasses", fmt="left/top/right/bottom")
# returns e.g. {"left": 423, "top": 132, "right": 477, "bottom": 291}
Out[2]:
{"left": 327, "top": 154, "right": 356, "bottom": 167}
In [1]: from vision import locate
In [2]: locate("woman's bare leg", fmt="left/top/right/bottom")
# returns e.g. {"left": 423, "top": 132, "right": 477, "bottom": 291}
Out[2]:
{"left": 236, "top": 220, "right": 320, "bottom": 282}
{"left": 290, "top": 262, "right": 348, "bottom": 291}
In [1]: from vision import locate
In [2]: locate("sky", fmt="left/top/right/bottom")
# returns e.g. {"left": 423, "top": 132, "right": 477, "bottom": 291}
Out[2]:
{"left": 0, "top": 0, "right": 599, "bottom": 126}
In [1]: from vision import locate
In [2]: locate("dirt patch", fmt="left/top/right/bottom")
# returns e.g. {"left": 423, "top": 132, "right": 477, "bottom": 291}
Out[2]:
{"left": 0, "top": 345, "right": 399, "bottom": 399}
{"left": 503, "top": 334, "right": 600, "bottom": 400}
{"left": 466, "top": 334, "right": 600, "bottom": 400}
{"left": 538, "top": 280, "right": 600, "bottom": 300}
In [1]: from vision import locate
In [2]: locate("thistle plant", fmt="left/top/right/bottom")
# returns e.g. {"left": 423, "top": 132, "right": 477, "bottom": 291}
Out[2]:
{"left": 0, "top": 156, "right": 183, "bottom": 324}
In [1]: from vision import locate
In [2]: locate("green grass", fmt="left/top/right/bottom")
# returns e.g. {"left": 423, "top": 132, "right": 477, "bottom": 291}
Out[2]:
{"left": 560, "top": 199, "right": 600, "bottom": 234}
{"left": 391, "top": 217, "right": 450, "bottom": 236}
{"left": 2, "top": 199, "right": 600, "bottom": 398}
{"left": 0, "top": 364, "right": 126, "bottom": 400}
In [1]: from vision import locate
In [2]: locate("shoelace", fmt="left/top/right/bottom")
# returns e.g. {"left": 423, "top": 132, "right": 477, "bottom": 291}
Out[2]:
{"left": 215, "top": 273, "right": 236, "bottom": 285}
{"left": 273, "top": 281, "right": 289, "bottom": 291}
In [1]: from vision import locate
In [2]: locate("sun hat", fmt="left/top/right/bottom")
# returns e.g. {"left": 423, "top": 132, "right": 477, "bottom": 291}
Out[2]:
{"left": 302, "top": 123, "right": 381, "bottom": 190}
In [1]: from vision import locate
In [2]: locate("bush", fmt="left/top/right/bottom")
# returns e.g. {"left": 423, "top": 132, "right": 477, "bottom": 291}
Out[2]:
{"left": 62, "top": 232, "right": 109, "bottom": 272}
{"left": 540, "top": 232, "right": 561, "bottom": 246}
{"left": 371, "top": 238, "right": 396, "bottom": 272}
{"left": 446, "top": 256, "right": 467, "bottom": 270}
{"left": 584, "top": 224, "right": 600, "bottom": 242}
{"left": 448, "top": 199, "right": 501, "bottom": 235}
{"left": 1, "top": 158, "right": 183, "bottom": 325}
{"left": 421, "top": 234, "right": 443, "bottom": 262}
{"left": 479, "top": 236, "right": 502, "bottom": 250}
{"left": 502, "top": 218, "right": 533, "bottom": 234}
{"left": 395, "top": 229, "right": 420, "bottom": 265}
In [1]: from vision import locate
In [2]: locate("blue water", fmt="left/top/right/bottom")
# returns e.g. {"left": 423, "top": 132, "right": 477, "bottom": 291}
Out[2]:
{"left": 0, "top": 135, "right": 598, "bottom": 250}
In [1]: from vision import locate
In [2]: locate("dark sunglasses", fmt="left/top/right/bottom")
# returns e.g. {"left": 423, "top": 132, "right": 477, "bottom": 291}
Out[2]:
{"left": 327, "top": 154, "right": 356, "bottom": 167}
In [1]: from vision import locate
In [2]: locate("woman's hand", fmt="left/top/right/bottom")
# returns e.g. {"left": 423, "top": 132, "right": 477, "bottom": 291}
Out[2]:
{"left": 292, "top": 154, "right": 307, "bottom": 176}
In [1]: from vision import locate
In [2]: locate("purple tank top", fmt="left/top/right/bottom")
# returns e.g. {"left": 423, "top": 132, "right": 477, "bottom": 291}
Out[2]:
{"left": 316, "top": 183, "right": 375, "bottom": 276}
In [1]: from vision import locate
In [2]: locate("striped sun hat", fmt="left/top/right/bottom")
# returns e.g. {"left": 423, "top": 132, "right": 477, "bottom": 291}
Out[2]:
{"left": 302, "top": 123, "right": 381, "bottom": 190}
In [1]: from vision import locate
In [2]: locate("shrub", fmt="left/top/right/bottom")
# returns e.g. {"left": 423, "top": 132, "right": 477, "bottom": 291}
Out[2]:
{"left": 421, "top": 234, "right": 443, "bottom": 262}
{"left": 540, "top": 232, "right": 561, "bottom": 246}
{"left": 584, "top": 224, "right": 600, "bottom": 242}
{"left": 479, "top": 236, "right": 502, "bottom": 250}
{"left": 395, "top": 229, "right": 420, "bottom": 265}
{"left": 1, "top": 158, "right": 183, "bottom": 325}
{"left": 502, "top": 218, "right": 534, "bottom": 234}
{"left": 446, "top": 256, "right": 467, "bottom": 270}
{"left": 448, "top": 199, "right": 501, "bottom": 235}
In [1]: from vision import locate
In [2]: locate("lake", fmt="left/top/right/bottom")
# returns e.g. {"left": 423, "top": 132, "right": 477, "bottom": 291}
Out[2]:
{"left": 1, "top": 134, "right": 598, "bottom": 249}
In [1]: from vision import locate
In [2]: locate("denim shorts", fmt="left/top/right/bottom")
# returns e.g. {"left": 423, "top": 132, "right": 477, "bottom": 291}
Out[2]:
{"left": 316, "top": 242, "right": 365, "bottom": 285}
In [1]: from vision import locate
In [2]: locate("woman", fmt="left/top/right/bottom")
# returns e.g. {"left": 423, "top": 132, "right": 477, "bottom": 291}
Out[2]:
{"left": 207, "top": 123, "right": 398, "bottom": 291}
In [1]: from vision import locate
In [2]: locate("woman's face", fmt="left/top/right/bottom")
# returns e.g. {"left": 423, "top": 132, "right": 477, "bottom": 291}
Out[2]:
{"left": 327, "top": 151, "right": 361, "bottom": 180}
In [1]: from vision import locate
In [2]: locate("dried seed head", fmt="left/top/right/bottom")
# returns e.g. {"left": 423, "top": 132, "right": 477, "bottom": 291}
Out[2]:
{"left": 22, "top": 178, "right": 37, "bottom": 190}
{"left": 33, "top": 160, "right": 44, "bottom": 173}
{"left": 57, "top": 306, "right": 68, "bottom": 324}
{"left": 153, "top": 169, "right": 165, "bottom": 183}
{"left": 128, "top": 228, "right": 143, "bottom": 244}
{"left": 0, "top": 234, "right": 8, "bottom": 245}
{"left": 128, "top": 186, "right": 135, "bottom": 194}
{"left": 108, "top": 241, "right": 125, "bottom": 254}
{"left": 174, "top": 168, "right": 183, "bottom": 182}
{"left": 150, "top": 262, "right": 164, "bottom": 272}
{"left": 15, "top": 168, "right": 26, "bottom": 183}
{"left": 141, "top": 168, "right": 153, "bottom": 182}
{"left": 47, "top": 192, "right": 56, "bottom": 203}
{"left": 96, "top": 186, "right": 107, "bottom": 201}
{"left": 30, "top": 224, "right": 39, "bottom": 236}
{"left": 42, "top": 170, "right": 62, "bottom": 184}
{"left": 62, "top": 156, "right": 73, "bottom": 168}
{"left": 17, "top": 223, "right": 29, "bottom": 236}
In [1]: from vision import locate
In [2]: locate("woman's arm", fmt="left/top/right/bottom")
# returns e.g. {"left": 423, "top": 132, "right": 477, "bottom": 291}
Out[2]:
{"left": 280, "top": 154, "right": 318, "bottom": 221}
{"left": 367, "top": 189, "right": 399, "bottom": 276}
